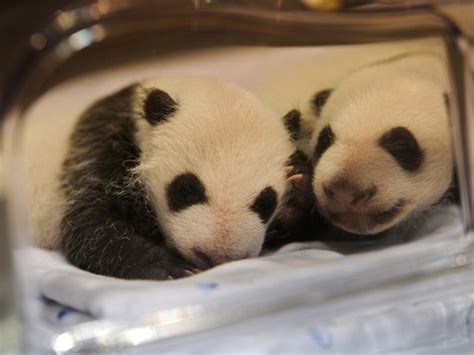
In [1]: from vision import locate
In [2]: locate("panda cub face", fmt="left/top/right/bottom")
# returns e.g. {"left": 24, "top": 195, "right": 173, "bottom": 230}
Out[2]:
{"left": 309, "top": 68, "right": 453, "bottom": 235}
{"left": 134, "top": 78, "right": 293, "bottom": 269}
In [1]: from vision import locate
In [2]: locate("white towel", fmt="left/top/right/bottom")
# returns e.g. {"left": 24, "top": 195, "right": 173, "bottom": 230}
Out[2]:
{"left": 17, "top": 242, "right": 342, "bottom": 318}
{"left": 16, "top": 205, "right": 474, "bottom": 353}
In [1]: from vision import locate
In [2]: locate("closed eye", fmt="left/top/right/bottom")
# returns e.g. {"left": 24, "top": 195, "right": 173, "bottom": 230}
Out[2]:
{"left": 166, "top": 173, "right": 208, "bottom": 212}
{"left": 250, "top": 187, "right": 278, "bottom": 224}
{"left": 378, "top": 126, "right": 424, "bottom": 172}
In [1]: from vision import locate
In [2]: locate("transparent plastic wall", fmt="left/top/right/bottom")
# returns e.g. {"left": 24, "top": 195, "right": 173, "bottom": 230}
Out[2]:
{"left": 0, "top": 0, "right": 473, "bottom": 352}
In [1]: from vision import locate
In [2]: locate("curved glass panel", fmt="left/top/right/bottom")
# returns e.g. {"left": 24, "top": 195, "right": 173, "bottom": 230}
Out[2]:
{"left": 0, "top": 1, "right": 472, "bottom": 353}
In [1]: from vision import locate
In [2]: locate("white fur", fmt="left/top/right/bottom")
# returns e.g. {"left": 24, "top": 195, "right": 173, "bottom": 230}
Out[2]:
{"left": 256, "top": 39, "right": 448, "bottom": 156}
{"left": 258, "top": 40, "right": 452, "bottom": 235}
{"left": 134, "top": 78, "right": 293, "bottom": 265}
{"left": 20, "top": 77, "right": 294, "bottom": 266}
{"left": 311, "top": 54, "right": 452, "bottom": 234}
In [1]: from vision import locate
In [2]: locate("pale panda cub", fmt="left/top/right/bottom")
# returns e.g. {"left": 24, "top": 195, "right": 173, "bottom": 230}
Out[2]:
{"left": 262, "top": 52, "right": 457, "bottom": 236}
{"left": 22, "top": 77, "right": 297, "bottom": 280}
{"left": 308, "top": 53, "right": 455, "bottom": 235}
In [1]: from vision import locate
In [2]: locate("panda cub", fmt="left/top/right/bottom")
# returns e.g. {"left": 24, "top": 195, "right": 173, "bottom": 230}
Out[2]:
{"left": 24, "top": 77, "right": 297, "bottom": 280}
{"left": 307, "top": 53, "right": 455, "bottom": 235}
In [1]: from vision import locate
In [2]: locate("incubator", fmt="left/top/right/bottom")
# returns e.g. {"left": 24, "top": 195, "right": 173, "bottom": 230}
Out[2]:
{"left": 1, "top": 0, "right": 473, "bottom": 353}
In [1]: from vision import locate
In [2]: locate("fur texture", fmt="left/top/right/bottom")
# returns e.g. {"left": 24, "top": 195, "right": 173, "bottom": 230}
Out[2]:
{"left": 257, "top": 43, "right": 455, "bottom": 236}
{"left": 23, "top": 77, "right": 295, "bottom": 279}
{"left": 308, "top": 54, "right": 454, "bottom": 234}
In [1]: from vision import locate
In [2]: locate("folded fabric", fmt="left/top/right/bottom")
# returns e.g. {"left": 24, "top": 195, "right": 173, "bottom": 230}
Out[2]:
{"left": 15, "top": 205, "right": 472, "bottom": 353}
{"left": 17, "top": 242, "right": 341, "bottom": 318}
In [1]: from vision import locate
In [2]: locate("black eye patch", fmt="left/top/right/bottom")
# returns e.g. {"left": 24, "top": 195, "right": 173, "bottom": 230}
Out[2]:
{"left": 250, "top": 187, "right": 278, "bottom": 224}
{"left": 167, "top": 173, "right": 208, "bottom": 212}
{"left": 313, "top": 125, "right": 335, "bottom": 164}
{"left": 311, "top": 88, "right": 333, "bottom": 116}
{"left": 144, "top": 89, "right": 177, "bottom": 125}
{"left": 378, "top": 126, "right": 424, "bottom": 172}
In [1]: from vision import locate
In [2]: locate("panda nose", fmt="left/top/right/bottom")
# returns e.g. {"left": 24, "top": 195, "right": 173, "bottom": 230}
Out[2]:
{"left": 324, "top": 181, "right": 377, "bottom": 206}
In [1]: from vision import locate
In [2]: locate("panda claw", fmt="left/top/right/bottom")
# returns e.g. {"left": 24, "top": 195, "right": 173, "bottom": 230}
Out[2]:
{"left": 184, "top": 269, "right": 197, "bottom": 276}
{"left": 288, "top": 173, "right": 303, "bottom": 184}
{"left": 284, "top": 165, "right": 294, "bottom": 175}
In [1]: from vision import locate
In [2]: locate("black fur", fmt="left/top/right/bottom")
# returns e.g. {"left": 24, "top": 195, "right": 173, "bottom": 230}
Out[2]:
{"left": 144, "top": 88, "right": 177, "bottom": 125}
{"left": 60, "top": 84, "right": 195, "bottom": 280}
{"left": 313, "top": 125, "right": 335, "bottom": 164}
{"left": 250, "top": 187, "right": 278, "bottom": 224}
{"left": 264, "top": 151, "right": 316, "bottom": 249}
{"left": 167, "top": 173, "right": 208, "bottom": 213}
{"left": 282, "top": 109, "right": 301, "bottom": 141}
{"left": 311, "top": 89, "right": 333, "bottom": 116}
{"left": 378, "top": 126, "right": 424, "bottom": 172}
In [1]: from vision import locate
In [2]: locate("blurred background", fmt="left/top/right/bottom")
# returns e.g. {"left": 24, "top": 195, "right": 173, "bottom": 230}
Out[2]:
{"left": 0, "top": 1, "right": 473, "bottom": 93}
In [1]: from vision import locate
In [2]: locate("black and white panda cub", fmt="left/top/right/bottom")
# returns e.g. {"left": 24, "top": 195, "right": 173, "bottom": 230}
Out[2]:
{"left": 23, "top": 77, "right": 297, "bottom": 280}
{"left": 305, "top": 53, "right": 456, "bottom": 235}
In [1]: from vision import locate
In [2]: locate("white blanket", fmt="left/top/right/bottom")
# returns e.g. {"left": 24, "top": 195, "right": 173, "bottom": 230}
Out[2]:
{"left": 16, "top": 205, "right": 474, "bottom": 353}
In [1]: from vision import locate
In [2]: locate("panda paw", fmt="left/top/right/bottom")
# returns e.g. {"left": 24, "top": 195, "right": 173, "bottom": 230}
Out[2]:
{"left": 139, "top": 263, "right": 201, "bottom": 280}
{"left": 266, "top": 150, "right": 315, "bottom": 245}
{"left": 125, "top": 254, "right": 201, "bottom": 281}
{"left": 134, "top": 267, "right": 198, "bottom": 280}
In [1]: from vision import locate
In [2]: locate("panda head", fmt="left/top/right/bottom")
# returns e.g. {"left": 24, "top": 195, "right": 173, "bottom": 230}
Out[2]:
{"left": 132, "top": 78, "right": 295, "bottom": 268}
{"left": 308, "top": 65, "right": 453, "bottom": 235}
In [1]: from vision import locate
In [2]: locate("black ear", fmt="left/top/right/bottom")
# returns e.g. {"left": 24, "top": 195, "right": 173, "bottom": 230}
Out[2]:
{"left": 311, "top": 88, "right": 333, "bottom": 116}
{"left": 143, "top": 89, "right": 178, "bottom": 125}
{"left": 282, "top": 109, "right": 301, "bottom": 141}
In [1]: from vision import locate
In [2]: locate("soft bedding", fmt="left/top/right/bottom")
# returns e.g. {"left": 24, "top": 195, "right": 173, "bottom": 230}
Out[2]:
{"left": 16, "top": 205, "right": 474, "bottom": 353}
